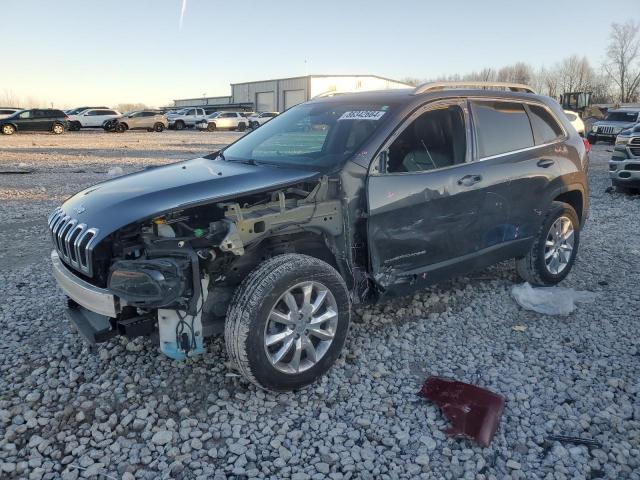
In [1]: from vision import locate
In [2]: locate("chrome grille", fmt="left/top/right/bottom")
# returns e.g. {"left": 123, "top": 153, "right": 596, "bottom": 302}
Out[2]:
{"left": 630, "top": 136, "right": 640, "bottom": 157}
{"left": 597, "top": 126, "right": 615, "bottom": 134}
{"left": 47, "top": 208, "right": 99, "bottom": 276}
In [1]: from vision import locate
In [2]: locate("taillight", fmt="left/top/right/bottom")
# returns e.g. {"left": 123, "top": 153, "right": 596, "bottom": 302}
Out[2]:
{"left": 64, "top": 115, "right": 69, "bottom": 120}
{"left": 582, "top": 137, "right": 590, "bottom": 153}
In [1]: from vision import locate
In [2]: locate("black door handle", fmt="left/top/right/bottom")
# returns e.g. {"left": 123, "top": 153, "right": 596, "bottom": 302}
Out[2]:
{"left": 537, "top": 158, "right": 555, "bottom": 168}
{"left": 457, "top": 174, "right": 482, "bottom": 186}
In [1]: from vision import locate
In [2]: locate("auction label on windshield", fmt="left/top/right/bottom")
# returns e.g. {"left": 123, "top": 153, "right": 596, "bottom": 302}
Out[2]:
{"left": 339, "top": 111, "right": 386, "bottom": 121}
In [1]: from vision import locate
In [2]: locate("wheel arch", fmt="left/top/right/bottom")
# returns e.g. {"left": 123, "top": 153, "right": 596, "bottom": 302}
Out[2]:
{"left": 551, "top": 185, "right": 585, "bottom": 225}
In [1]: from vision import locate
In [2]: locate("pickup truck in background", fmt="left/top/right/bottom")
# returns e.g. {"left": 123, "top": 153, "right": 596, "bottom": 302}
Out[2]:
{"left": 166, "top": 108, "right": 207, "bottom": 130}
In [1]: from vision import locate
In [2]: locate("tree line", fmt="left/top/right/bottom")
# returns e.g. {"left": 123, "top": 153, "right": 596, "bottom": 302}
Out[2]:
{"left": 402, "top": 20, "right": 640, "bottom": 104}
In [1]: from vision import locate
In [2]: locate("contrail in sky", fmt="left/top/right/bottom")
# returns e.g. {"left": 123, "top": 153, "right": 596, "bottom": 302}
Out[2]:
{"left": 179, "top": 0, "right": 188, "bottom": 30}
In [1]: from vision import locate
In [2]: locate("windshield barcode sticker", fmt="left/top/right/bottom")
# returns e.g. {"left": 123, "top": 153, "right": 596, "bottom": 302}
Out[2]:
{"left": 339, "top": 111, "right": 386, "bottom": 121}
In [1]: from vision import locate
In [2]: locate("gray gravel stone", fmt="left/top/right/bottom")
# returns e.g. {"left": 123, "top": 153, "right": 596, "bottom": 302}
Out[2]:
{"left": 0, "top": 138, "right": 637, "bottom": 479}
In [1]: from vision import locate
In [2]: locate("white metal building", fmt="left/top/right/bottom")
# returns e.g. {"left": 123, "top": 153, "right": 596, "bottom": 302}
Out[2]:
{"left": 173, "top": 75, "right": 411, "bottom": 111}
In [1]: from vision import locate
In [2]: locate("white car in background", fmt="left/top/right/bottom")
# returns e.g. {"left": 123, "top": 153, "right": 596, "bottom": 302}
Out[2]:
{"left": 67, "top": 108, "right": 121, "bottom": 130}
{"left": 0, "top": 108, "right": 22, "bottom": 119}
{"left": 248, "top": 112, "right": 279, "bottom": 129}
{"left": 196, "top": 112, "right": 248, "bottom": 132}
{"left": 166, "top": 108, "right": 207, "bottom": 130}
{"left": 564, "top": 110, "right": 585, "bottom": 136}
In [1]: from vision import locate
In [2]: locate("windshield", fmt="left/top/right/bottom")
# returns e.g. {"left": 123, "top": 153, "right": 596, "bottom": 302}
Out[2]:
{"left": 223, "top": 101, "right": 396, "bottom": 168}
{"left": 605, "top": 111, "right": 638, "bottom": 122}
{"left": 207, "top": 112, "right": 220, "bottom": 118}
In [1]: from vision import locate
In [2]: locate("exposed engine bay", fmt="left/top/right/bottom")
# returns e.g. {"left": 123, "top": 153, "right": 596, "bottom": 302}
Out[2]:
{"left": 102, "top": 176, "right": 344, "bottom": 359}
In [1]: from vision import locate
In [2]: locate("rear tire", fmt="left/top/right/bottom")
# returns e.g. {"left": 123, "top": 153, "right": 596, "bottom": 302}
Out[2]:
{"left": 2, "top": 124, "right": 15, "bottom": 135}
{"left": 52, "top": 123, "right": 65, "bottom": 135}
{"left": 515, "top": 201, "right": 580, "bottom": 286}
{"left": 225, "top": 254, "right": 351, "bottom": 392}
{"left": 207, "top": 122, "right": 216, "bottom": 132}
{"left": 70, "top": 121, "right": 81, "bottom": 131}
{"left": 238, "top": 122, "right": 246, "bottom": 132}
{"left": 154, "top": 123, "right": 164, "bottom": 132}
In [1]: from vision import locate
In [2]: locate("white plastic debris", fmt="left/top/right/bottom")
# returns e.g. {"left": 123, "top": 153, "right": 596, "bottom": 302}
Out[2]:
{"left": 511, "top": 282, "right": 596, "bottom": 316}
{"left": 107, "top": 166, "right": 124, "bottom": 177}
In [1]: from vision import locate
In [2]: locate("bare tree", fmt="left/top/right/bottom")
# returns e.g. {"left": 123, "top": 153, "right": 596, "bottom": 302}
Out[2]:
{"left": 557, "top": 55, "right": 595, "bottom": 93}
{"left": 496, "top": 62, "right": 534, "bottom": 85}
{"left": 0, "top": 89, "right": 20, "bottom": 107}
{"left": 115, "top": 103, "right": 149, "bottom": 113}
{"left": 603, "top": 20, "right": 640, "bottom": 102}
{"left": 399, "top": 77, "right": 422, "bottom": 87}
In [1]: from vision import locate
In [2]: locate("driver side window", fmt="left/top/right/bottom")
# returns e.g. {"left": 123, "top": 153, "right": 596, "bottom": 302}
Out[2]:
{"left": 386, "top": 105, "right": 467, "bottom": 173}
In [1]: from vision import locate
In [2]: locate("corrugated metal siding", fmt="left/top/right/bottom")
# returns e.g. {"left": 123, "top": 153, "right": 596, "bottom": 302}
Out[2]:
{"left": 174, "top": 96, "right": 231, "bottom": 107}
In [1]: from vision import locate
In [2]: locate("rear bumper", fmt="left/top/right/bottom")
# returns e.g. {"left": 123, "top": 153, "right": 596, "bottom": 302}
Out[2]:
{"left": 51, "top": 250, "right": 118, "bottom": 317}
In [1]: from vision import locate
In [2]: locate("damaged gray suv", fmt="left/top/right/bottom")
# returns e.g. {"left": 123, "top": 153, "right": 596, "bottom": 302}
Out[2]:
{"left": 48, "top": 82, "right": 589, "bottom": 391}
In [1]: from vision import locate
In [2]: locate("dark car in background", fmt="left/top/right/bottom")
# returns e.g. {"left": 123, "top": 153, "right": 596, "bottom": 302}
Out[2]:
{"left": 588, "top": 108, "right": 640, "bottom": 144}
{"left": 0, "top": 109, "right": 69, "bottom": 135}
{"left": 48, "top": 82, "right": 589, "bottom": 391}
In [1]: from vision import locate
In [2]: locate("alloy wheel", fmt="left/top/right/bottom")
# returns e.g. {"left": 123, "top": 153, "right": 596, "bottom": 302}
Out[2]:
{"left": 263, "top": 281, "right": 338, "bottom": 374}
{"left": 544, "top": 216, "right": 575, "bottom": 275}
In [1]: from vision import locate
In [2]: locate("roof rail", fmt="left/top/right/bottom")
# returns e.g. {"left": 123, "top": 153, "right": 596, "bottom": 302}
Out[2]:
{"left": 311, "top": 91, "right": 348, "bottom": 99}
{"left": 413, "top": 81, "right": 536, "bottom": 95}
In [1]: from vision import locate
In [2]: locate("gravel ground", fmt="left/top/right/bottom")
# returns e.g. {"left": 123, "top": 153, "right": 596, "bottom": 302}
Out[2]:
{"left": 0, "top": 131, "right": 639, "bottom": 480}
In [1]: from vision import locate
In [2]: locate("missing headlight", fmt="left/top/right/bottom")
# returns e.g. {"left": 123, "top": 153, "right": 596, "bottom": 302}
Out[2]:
{"left": 108, "top": 258, "right": 191, "bottom": 308}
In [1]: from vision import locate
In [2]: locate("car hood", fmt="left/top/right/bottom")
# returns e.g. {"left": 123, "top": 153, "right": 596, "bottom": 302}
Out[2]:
{"left": 60, "top": 157, "right": 321, "bottom": 243}
{"left": 593, "top": 120, "right": 637, "bottom": 128}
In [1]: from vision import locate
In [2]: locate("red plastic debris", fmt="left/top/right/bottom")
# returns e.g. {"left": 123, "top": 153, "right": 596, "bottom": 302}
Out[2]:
{"left": 419, "top": 376, "right": 504, "bottom": 447}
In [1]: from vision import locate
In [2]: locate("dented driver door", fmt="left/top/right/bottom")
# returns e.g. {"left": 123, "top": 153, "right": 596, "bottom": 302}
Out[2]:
{"left": 366, "top": 100, "right": 512, "bottom": 294}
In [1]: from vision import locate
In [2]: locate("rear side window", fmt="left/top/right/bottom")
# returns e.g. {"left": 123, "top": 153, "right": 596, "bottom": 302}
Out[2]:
{"left": 528, "top": 105, "right": 564, "bottom": 145}
{"left": 471, "top": 101, "right": 534, "bottom": 158}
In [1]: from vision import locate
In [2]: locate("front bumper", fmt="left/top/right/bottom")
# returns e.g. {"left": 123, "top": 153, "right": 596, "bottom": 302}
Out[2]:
{"left": 609, "top": 160, "right": 640, "bottom": 187}
{"left": 51, "top": 250, "right": 118, "bottom": 317}
{"left": 590, "top": 132, "right": 617, "bottom": 142}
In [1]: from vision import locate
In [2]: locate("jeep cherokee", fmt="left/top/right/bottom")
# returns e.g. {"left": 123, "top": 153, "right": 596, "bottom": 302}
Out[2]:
{"left": 48, "top": 81, "right": 589, "bottom": 391}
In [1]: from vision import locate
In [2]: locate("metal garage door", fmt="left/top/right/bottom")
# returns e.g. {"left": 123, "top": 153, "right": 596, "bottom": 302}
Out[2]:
{"left": 284, "top": 89, "right": 306, "bottom": 110}
{"left": 256, "top": 92, "right": 275, "bottom": 112}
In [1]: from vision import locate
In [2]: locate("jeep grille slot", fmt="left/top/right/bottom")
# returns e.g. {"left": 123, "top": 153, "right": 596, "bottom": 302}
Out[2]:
{"left": 629, "top": 137, "right": 640, "bottom": 157}
{"left": 47, "top": 207, "right": 99, "bottom": 276}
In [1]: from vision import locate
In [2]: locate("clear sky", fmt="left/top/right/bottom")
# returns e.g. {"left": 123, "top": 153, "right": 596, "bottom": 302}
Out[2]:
{"left": 3, "top": 0, "right": 639, "bottom": 108}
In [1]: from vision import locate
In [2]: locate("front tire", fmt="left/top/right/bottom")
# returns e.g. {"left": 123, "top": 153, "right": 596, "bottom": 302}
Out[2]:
{"left": 154, "top": 122, "right": 164, "bottom": 132}
{"left": 2, "top": 124, "right": 15, "bottom": 135}
{"left": 587, "top": 134, "right": 597, "bottom": 145}
{"left": 238, "top": 122, "right": 246, "bottom": 132}
{"left": 225, "top": 254, "right": 351, "bottom": 392}
{"left": 516, "top": 201, "right": 580, "bottom": 286}
{"left": 115, "top": 123, "right": 127, "bottom": 133}
{"left": 174, "top": 120, "right": 185, "bottom": 131}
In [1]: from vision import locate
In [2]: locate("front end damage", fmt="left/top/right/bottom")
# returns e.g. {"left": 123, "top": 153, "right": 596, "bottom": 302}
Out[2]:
{"left": 50, "top": 176, "right": 348, "bottom": 360}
